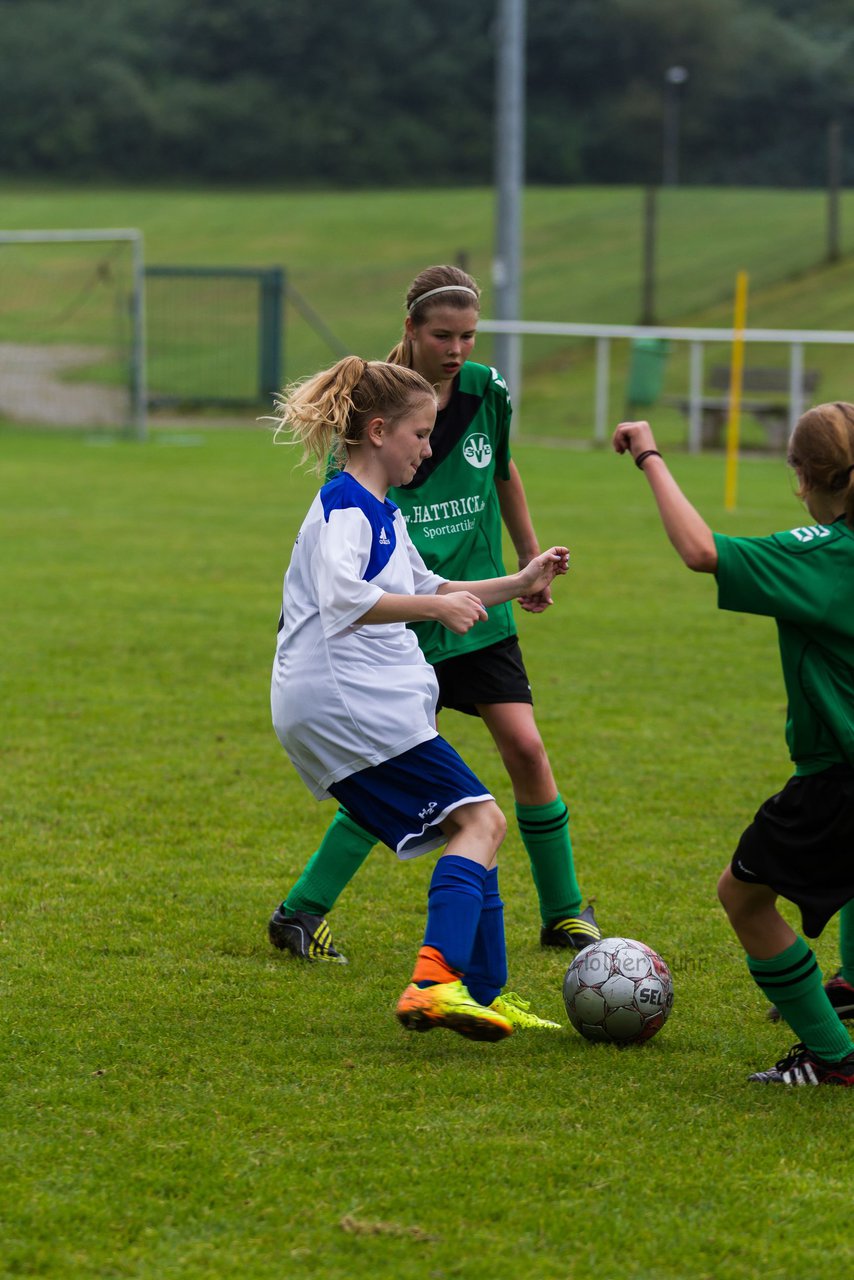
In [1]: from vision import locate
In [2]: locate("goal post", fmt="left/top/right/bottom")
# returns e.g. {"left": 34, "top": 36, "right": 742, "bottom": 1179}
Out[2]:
{"left": 0, "top": 228, "right": 146, "bottom": 440}
{"left": 143, "top": 264, "right": 287, "bottom": 410}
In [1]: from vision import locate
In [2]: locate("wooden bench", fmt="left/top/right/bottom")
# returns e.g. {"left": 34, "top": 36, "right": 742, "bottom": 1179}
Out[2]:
{"left": 664, "top": 366, "right": 820, "bottom": 449}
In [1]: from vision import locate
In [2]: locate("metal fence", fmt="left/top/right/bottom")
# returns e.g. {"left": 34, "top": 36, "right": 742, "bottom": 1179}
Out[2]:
{"left": 479, "top": 319, "right": 854, "bottom": 450}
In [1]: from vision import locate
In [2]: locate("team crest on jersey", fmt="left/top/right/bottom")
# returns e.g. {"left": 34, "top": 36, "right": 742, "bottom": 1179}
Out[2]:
{"left": 462, "top": 432, "right": 493, "bottom": 469}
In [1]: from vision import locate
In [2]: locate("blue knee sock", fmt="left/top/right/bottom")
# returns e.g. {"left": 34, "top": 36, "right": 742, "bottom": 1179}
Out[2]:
{"left": 464, "top": 867, "right": 507, "bottom": 1008}
{"left": 420, "top": 855, "right": 487, "bottom": 980}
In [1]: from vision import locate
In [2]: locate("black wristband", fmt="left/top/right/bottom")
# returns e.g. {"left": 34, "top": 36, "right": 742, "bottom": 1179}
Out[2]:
{"left": 635, "top": 449, "right": 662, "bottom": 471}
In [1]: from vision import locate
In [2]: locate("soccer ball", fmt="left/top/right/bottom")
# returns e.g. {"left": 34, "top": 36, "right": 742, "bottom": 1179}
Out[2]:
{"left": 562, "top": 936, "right": 674, "bottom": 1044}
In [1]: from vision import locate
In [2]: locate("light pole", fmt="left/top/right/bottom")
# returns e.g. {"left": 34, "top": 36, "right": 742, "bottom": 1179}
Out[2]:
{"left": 827, "top": 116, "right": 842, "bottom": 263}
{"left": 494, "top": 0, "right": 525, "bottom": 410}
{"left": 663, "top": 65, "right": 688, "bottom": 187}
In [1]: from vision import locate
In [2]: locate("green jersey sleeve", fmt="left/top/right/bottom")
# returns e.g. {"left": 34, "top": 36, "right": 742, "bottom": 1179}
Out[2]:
{"left": 714, "top": 522, "right": 854, "bottom": 772}
{"left": 714, "top": 525, "right": 845, "bottom": 625}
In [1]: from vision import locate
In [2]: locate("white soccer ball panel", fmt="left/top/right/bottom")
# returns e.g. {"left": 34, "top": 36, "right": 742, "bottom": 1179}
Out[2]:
{"left": 562, "top": 967, "right": 582, "bottom": 1004}
{"left": 577, "top": 1021, "right": 613, "bottom": 1043}
{"left": 614, "top": 942, "right": 653, "bottom": 980}
{"left": 598, "top": 974, "right": 636, "bottom": 1009}
{"left": 588, "top": 936, "right": 626, "bottom": 961}
{"left": 604, "top": 1005, "right": 645, "bottom": 1039}
{"left": 573, "top": 948, "right": 612, "bottom": 985}
{"left": 635, "top": 975, "right": 672, "bottom": 1017}
{"left": 573, "top": 986, "right": 607, "bottom": 1023}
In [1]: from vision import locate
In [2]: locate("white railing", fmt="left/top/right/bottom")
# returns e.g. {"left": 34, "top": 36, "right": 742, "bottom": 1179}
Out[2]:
{"left": 479, "top": 319, "right": 854, "bottom": 450}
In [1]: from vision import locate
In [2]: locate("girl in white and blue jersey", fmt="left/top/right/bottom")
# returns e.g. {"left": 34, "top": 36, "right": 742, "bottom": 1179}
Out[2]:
{"left": 272, "top": 356, "right": 569, "bottom": 1039}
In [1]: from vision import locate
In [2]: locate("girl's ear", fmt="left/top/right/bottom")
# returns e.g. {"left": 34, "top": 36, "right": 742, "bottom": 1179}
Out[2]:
{"left": 365, "top": 416, "right": 386, "bottom": 446}
{"left": 404, "top": 315, "right": 416, "bottom": 340}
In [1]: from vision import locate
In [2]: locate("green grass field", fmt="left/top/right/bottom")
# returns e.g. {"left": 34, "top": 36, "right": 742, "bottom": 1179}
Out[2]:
{"left": 1, "top": 184, "right": 853, "bottom": 437}
{"left": 2, "top": 424, "right": 850, "bottom": 1279}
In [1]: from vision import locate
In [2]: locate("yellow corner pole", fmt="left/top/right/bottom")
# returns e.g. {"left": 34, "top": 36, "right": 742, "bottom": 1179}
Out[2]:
{"left": 724, "top": 270, "right": 749, "bottom": 511}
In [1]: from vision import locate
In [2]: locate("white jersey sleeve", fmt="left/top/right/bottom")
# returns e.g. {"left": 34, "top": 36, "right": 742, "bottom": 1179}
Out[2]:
{"left": 316, "top": 506, "right": 385, "bottom": 637}
{"left": 400, "top": 510, "right": 447, "bottom": 596}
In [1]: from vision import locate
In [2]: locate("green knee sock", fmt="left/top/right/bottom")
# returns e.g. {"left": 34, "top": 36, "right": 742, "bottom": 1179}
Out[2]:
{"left": 747, "top": 937, "right": 854, "bottom": 1062}
{"left": 284, "top": 808, "right": 376, "bottom": 916}
{"left": 839, "top": 900, "right": 854, "bottom": 986}
{"left": 515, "top": 794, "right": 583, "bottom": 926}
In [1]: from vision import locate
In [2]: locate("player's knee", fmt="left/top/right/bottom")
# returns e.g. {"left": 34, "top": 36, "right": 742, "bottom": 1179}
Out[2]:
{"left": 444, "top": 800, "right": 506, "bottom": 861}
{"left": 718, "top": 865, "right": 771, "bottom": 930}
{"left": 717, "top": 866, "right": 741, "bottom": 918}
{"left": 499, "top": 729, "right": 549, "bottom": 781}
{"left": 717, "top": 866, "right": 733, "bottom": 907}
{"left": 464, "top": 800, "right": 506, "bottom": 848}
{"left": 483, "top": 801, "right": 508, "bottom": 848}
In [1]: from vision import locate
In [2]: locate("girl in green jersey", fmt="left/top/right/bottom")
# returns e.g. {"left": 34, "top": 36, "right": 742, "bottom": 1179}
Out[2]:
{"left": 614, "top": 403, "right": 854, "bottom": 1086}
{"left": 269, "top": 265, "right": 599, "bottom": 972}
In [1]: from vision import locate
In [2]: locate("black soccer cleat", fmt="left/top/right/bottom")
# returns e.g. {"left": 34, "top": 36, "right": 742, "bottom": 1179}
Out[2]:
{"left": 766, "top": 970, "right": 854, "bottom": 1023}
{"left": 748, "top": 1041, "right": 854, "bottom": 1086}
{"left": 540, "top": 902, "right": 601, "bottom": 951}
{"left": 267, "top": 906, "right": 348, "bottom": 964}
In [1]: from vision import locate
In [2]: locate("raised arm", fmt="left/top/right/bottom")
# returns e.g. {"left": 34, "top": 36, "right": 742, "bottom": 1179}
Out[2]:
{"left": 613, "top": 421, "right": 717, "bottom": 573}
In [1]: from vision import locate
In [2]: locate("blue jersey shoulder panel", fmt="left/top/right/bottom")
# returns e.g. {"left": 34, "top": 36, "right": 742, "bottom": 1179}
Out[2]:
{"left": 320, "top": 471, "right": 398, "bottom": 581}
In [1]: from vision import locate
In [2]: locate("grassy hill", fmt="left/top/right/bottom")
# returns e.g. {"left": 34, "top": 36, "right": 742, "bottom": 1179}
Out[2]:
{"left": 1, "top": 183, "right": 852, "bottom": 439}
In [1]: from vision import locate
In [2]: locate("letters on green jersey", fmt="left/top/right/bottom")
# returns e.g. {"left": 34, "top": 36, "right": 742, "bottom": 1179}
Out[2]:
{"left": 788, "top": 524, "right": 832, "bottom": 543}
{"left": 405, "top": 493, "right": 486, "bottom": 538}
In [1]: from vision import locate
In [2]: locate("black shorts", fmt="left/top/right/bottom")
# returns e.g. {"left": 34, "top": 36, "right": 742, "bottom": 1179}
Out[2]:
{"left": 433, "top": 635, "right": 533, "bottom": 718}
{"left": 730, "top": 763, "right": 854, "bottom": 938}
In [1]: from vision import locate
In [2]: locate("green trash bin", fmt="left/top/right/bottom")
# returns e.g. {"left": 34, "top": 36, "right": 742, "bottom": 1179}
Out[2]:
{"left": 626, "top": 337, "right": 670, "bottom": 409}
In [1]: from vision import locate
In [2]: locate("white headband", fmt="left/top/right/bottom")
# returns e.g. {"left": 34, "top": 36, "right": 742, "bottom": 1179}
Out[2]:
{"left": 408, "top": 284, "right": 479, "bottom": 312}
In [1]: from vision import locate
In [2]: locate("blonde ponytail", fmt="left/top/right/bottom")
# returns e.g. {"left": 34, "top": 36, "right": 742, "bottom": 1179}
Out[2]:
{"left": 273, "top": 357, "right": 435, "bottom": 476}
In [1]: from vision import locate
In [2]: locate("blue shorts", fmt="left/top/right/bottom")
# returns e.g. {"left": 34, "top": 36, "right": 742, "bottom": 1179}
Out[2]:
{"left": 328, "top": 736, "right": 493, "bottom": 859}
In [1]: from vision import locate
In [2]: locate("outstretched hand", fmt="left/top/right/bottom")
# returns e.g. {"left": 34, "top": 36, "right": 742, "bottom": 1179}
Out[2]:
{"left": 518, "top": 546, "right": 569, "bottom": 598}
{"left": 517, "top": 554, "right": 554, "bottom": 613}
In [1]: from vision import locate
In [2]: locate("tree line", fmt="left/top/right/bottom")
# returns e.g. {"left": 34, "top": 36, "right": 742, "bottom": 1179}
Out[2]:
{"left": 0, "top": 0, "right": 851, "bottom": 187}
